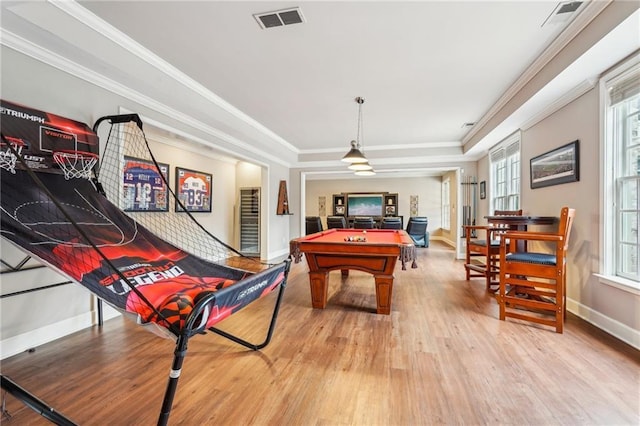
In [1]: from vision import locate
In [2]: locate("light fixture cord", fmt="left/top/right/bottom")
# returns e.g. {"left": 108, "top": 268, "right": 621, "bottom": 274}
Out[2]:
{"left": 357, "top": 97, "right": 364, "bottom": 154}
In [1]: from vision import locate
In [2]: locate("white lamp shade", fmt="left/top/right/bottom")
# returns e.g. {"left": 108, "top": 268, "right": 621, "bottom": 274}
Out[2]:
{"left": 355, "top": 169, "right": 376, "bottom": 176}
{"left": 348, "top": 161, "right": 373, "bottom": 171}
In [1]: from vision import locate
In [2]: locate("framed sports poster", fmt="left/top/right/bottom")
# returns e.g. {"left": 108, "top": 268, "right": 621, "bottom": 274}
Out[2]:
{"left": 123, "top": 156, "right": 169, "bottom": 212}
{"left": 175, "top": 167, "right": 212, "bottom": 212}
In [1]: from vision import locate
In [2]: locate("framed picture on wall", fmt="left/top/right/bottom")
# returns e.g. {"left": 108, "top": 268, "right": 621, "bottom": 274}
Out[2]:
{"left": 530, "top": 140, "right": 580, "bottom": 189}
{"left": 410, "top": 195, "right": 418, "bottom": 216}
{"left": 175, "top": 167, "right": 212, "bottom": 212}
{"left": 122, "top": 156, "right": 169, "bottom": 212}
{"left": 479, "top": 181, "right": 486, "bottom": 200}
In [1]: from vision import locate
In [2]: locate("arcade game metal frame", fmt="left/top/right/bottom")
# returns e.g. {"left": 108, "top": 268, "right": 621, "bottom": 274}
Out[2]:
{"left": 0, "top": 107, "right": 290, "bottom": 425}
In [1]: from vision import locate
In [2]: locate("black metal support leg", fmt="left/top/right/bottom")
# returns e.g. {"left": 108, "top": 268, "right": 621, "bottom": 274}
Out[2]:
{"left": 0, "top": 375, "right": 77, "bottom": 426}
{"left": 209, "top": 278, "right": 287, "bottom": 351}
{"left": 157, "top": 335, "right": 189, "bottom": 426}
{"left": 97, "top": 298, "right": 103, "bottom": 326}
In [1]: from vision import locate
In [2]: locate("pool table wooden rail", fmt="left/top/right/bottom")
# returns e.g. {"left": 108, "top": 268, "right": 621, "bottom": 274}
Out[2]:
{"left": 289, "top": 229, "right": 417, "bottom": 314}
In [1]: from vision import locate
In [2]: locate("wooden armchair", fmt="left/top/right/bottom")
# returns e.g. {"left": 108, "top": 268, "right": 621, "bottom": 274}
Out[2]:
{"left": 498, "top": 206, "right": 575, "bottom": 333}
{"left": 464, "top": 210, "right": 522, "bottom": 292}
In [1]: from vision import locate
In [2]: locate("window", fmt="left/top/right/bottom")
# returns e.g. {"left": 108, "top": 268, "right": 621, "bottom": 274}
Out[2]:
{"left": 442, "top": 178, "right": 450, "bottom": 231}
{"left": 489, "top": 133, "right": 521, "bottom": 212}
{"left": 600, "top": 55, "right": 640, "bottom": 292}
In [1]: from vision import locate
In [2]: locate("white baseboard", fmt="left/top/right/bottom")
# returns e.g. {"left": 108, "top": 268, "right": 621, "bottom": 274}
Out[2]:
{"left": 567, "top": 298, "right": 640, "bottom": 350}
{"left": 266, "top": 248, "right": 291, "bottom": 263}
{"left": 1, "top": 312, "right": 94, "bottom": 360}
{"left": 432, "top": 236, "right": 455, "bottom": 247}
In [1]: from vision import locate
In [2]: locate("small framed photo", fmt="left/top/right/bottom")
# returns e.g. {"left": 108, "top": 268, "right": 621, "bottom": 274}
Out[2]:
{"left": 175, "top": 167, "right": 212, "bottom": 212}
{"left": 385, "top": 205, "right": 396, "bottom": 215}
{"left": 479, "top": 181, "right": 486, "bottom": 200}
{"left": 335, "top": 205, "right": 345, "bottom": 215}
{"left": 122, "top": 156, "right": 169, "bottom": 212}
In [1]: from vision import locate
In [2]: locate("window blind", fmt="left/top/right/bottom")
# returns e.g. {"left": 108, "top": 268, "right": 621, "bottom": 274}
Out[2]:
{"left": 608, "top": 64, "right": 640, "bottom": 106}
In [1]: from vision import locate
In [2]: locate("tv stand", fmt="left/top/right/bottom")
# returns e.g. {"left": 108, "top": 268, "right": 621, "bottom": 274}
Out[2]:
{"left": 332, "top": 192, "right": 398, "bottom": 219}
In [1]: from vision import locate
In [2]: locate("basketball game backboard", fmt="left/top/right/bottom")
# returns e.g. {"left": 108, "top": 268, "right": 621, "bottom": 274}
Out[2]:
{"left": 0, "top": 99, "right": 99, "bottom": 174}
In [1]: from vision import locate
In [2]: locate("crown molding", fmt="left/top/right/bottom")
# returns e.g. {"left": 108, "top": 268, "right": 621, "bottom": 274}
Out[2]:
{"left": 302, "top": 140, "right": 461, "bottom": 155}
{"left": 127, "top": 109, "right": 262, "bottom": 167}
{"left": 463, "top": 0, "right": 612, "bottom": 145}
{"left": 520, "top": 78, "right": 598, "bottom": 131}
{"left": 0, "top": 28, "right": 291, "bottom": 168}
{"left": 49, "top": 0, "right": 299, "bottom": 155}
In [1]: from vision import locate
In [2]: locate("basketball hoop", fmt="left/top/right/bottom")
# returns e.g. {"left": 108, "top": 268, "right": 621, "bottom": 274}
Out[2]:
{"left": 0, "top": 141, "right": 24, "bottom": 174}
{"left": 53, "top": 150, "right": 98, "bottom": 180}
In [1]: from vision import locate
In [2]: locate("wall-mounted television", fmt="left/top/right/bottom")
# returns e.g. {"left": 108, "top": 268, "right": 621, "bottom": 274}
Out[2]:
{"left": 347, "top": 193, "right": 384, "bottom": 217}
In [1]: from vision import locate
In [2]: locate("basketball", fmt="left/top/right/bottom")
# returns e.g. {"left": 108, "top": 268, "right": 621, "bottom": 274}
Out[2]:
{"left": 152, "top": 293, "right": 194, "bottom": 330}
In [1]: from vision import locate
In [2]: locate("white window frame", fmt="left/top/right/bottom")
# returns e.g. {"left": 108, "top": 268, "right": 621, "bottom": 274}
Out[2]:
{"left": 442, "top": 178, "right": 450, "bottom": 231}
{"left": 489, "top": 132, "right": 521, "bottom": 212}
{"left": 598, "top": 53, "right": 640, "bottom": 294}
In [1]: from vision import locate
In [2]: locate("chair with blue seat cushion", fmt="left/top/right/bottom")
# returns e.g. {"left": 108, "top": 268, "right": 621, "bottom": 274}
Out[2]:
{"left": 464, "top": 210, "right": 522, "bottom": 292}
{"left": 305, "top": 216, "right": 323, "bottom": 235}
{"left": 406, "top": 217, "right": 429, "bottom": 247}
{"left": 498, "top": 206, "right": 576, "bottom": 333}
{"left": 326, "top": 216, "right": 347, "bottom": 229}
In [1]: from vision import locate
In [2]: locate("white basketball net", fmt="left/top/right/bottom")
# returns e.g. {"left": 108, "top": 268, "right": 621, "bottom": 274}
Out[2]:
{"left": 53, "top": 151, "right": 98, "bottom": 180}
{"left": 0, "top": 144, "right": 22, "bottom": 174}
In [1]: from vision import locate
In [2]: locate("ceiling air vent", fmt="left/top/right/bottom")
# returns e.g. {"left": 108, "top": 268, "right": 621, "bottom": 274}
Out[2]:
{"left": 254, "top": 7, "right": 305, "bottom": 29}
{"left": 542, "top": 1, "right": 583, "bottom": 27}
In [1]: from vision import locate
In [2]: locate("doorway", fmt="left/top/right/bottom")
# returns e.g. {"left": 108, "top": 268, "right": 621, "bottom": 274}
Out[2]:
{"left": 239, "top": 188, "right": 260, "bottom": 256}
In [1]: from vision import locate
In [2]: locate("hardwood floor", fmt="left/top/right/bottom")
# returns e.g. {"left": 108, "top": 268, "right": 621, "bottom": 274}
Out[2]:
{"left": 1, "top": 241, "right": 639, "bottom": 425}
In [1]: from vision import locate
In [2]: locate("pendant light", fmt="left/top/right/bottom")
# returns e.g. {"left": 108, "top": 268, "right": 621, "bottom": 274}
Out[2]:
{"left": 341, "top": 97, "right": 375, "bottom": 175}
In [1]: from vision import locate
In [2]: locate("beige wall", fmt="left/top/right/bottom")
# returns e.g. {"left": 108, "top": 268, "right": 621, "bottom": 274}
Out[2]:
{"left": 304, "top": 176, "right": 442, "bottom": 238}
{"left": 441, "top": 170, "right": 458, "bottom": 246}
{"left": 475, "top": 155, "right": 492, "bottom": 225}
{"left": 146, "top": 136, "right": 238, "bottom": 243}
{"left": 520, "top": 87, "right": 639, "bottom": 334}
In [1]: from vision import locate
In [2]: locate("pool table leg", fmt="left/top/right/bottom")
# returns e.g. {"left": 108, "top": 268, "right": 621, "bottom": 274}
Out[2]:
{"left": 309, "top": 271, "right": 329, "bottom": 309}
{"left": 374, "top": 275, "right": 393, "bottom": 315}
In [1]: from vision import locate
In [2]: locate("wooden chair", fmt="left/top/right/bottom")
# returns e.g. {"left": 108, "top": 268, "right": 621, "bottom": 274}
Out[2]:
{"left": 464, "top": 210, "right": 522, "bottom": 292}
{"left": 498, "top": 206, "right": 576, "bottom": 333}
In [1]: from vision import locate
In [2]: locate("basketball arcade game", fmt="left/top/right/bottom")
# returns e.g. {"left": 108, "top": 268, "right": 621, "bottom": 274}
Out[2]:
{"left": 0, "top": 100, "right": 291, "bottom": 425}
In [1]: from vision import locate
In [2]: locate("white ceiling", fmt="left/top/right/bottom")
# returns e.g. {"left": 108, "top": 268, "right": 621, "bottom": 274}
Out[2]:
{"left": 1, "top": 1, "right": 638, "bottom": 178}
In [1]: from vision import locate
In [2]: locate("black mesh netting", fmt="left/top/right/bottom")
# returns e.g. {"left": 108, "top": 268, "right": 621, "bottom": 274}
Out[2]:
{"left": 96, "top": 115, "right": 266, "bottom": 271}
{"left": 0, "top": 114, "right": 287, "bottom": 338}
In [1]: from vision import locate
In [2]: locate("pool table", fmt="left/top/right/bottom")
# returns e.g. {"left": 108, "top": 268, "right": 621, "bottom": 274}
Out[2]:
{"left": 289, "top": 228, "right": 417, "bottom": 314}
